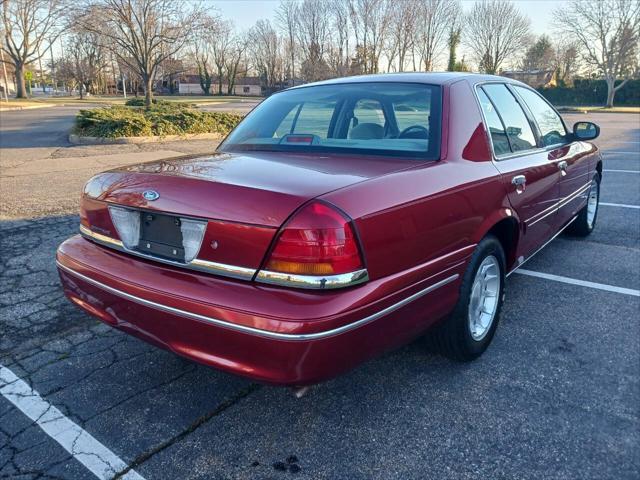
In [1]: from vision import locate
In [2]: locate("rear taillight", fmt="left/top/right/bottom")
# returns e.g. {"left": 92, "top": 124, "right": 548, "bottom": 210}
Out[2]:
{"left": 264, "top": 202, "right": 364, "bottom": 276}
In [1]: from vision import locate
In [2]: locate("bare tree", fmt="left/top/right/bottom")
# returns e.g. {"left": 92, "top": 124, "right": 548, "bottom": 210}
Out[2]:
{"left": 348, "top": 0, "right": 392, "bottom": 74}
{"left": 190, "top": 14, "right": 221, "bottom": 95}
{"left": 250, "top": 19, "right": 285, "bottom": 94}
{"left": 464, "top": 0, "right": 530, "bottom": 74}
{"left": 80, "top": 0, "right": 201, "bottom": 107}
{"left": 225, "top": 33, "right": 248, "bottom": 95}
{"left": 2, "top": 0, "right": 66, "bottom": 98}
{"left": 327, "top": 0, "right": 350, "bottom": 77}
{"left": 64, "top": 30, "right": 107, "bottom": 99}
{"left": 386, "top": 0, "right": 418, "bottom": 72}
{"left": 275, "top": 0, "right": 298, "bottom": 84}
{"left": 210, "top": 20, "right": 234, "bottom": 95}
{"left": 552, "top": 37, "right": 580, "bottom": 86}
{"left": 295, "top": 0, "right": 331, "bottom": 82}
{"left": 416, "top": 0, "right": 459, "bottom": 71}
{"left": 554, "top": 0, "right": 639, "bottom": 107}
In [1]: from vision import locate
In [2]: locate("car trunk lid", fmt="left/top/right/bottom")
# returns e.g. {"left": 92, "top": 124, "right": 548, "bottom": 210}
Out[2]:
{"left": 81, "top": 151, "right": 417, "bottom": 273}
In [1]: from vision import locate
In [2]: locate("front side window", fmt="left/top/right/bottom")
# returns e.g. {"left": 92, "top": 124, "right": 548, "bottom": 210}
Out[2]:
{"left": 514, "top": 86, "right": 568, "bottom": 147}
{"left": 482, "top": 84, "right": 537, "bottom": 154}
{"left": 220, "top": 82, "right": 441, "bottom": 159}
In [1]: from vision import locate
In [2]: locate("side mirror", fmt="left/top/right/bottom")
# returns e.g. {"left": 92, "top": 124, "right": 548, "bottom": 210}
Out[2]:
{"left": 573, "top": 121, "right": 600, "bottom": 141}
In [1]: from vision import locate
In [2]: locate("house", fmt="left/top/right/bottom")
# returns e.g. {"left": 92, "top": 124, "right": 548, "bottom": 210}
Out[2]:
{"left": 177, "top": 74, "right": 262, "bottom": 96}
{"left": 501, "top": 70, "right": 557, "bottom": 89}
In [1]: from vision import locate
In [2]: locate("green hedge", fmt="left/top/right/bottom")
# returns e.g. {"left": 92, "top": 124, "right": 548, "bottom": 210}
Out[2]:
{"left": 538, "top": 79, "right": 640, "bottom": 106}
{"left": 124, "top": 97, "right": 158, "bottom": 107}
{"left": 75, "top": 103, "right": 243, "bottom": 138}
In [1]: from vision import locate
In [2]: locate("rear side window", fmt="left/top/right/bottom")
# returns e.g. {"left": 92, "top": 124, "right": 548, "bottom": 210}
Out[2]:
{"left": 482, "top": 84, "right": 537, "bottom": 154}
{"left": 514, "top": 86, "right": 568, "bottom": 147}
{"left": 477, "top": 89, "right": 510, "bottom": 156}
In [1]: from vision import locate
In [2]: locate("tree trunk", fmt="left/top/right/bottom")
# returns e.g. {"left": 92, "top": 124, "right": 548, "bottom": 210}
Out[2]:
{"left": 79, "top": 81, "right": 84, "bottom": 100}
{"left": 144, "top": 75, "right": 153, "bottom": 108}
{"left": 605, "top": 77, "right": 615, "bottom": 108}
{"left": 15, "top": 62, "right": 27, "bottom": 98}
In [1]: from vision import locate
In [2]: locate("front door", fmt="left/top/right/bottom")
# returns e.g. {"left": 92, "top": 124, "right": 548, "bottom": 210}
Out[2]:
{"left": 511, "top": 86, "right": 592, "bottom": 228}
{"left": 477, "top": 84, "right": 560, "bottom": 258}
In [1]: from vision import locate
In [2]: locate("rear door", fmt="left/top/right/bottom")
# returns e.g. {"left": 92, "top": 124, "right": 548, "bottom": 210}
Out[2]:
{"left": 477, "top": 83, "right": 560, "bottom": 257}
{"left": 511, "top": 85, "right": 591, "bottom": 227}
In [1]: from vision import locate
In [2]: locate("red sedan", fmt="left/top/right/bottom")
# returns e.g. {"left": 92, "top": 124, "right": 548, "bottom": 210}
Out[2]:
{"left": 57, "top": 73, "right": 602, "bottom": 386}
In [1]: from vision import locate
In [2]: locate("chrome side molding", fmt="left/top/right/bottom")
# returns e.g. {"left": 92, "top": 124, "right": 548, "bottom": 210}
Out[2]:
{"left": 507, "top": 215, "right": 577, "bottom": 277}
{"left": 56, "top": 259, "right": 459, "bottom": 341}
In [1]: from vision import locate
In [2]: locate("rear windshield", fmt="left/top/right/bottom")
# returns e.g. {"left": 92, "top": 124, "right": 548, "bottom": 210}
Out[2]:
{"left": 219, "top": 82, "right": 442, "bottom": 159}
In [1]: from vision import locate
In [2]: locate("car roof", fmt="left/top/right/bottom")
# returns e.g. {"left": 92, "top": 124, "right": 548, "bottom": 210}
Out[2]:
{"left": 290, "top": 72, "right": 529, "bottom": 89}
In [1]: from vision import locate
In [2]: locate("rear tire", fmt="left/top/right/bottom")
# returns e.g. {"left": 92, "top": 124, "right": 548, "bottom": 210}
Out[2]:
{"left": 428, "top": 235, "right": 506, "bottom": 361}
{"left": 567, "top": 173, "right": 600, "bottom": 237}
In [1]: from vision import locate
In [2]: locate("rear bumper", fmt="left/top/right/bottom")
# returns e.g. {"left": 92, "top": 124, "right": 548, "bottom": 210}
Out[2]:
{"left": 57, "top": 235, "right": 465, "bottom": 385}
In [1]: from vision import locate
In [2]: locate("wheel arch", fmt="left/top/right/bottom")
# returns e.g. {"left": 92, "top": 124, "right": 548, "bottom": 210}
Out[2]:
{"left": 472, "top": 210, "right": 520, "bottom": 272}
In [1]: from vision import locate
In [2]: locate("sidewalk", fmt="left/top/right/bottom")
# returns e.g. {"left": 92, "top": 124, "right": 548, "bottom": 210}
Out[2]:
{"left": 0, "top": 102, "right": 56, "bottom": 112}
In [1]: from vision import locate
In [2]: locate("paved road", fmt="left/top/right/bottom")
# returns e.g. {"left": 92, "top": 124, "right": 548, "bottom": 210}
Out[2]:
{"left": 0, "top": 113, "right": 638, "bottom": 479}
{"left": 0, "top": 103, "right": 247, "bottom": 219}
{"left": 0, "top": 105, "right": 85, "bottom": 149}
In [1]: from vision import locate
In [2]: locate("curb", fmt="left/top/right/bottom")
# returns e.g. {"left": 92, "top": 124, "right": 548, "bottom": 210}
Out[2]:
{"left": 68, "top": 132, "right": 223, "bottom": 145}
{"left": 0, "top": 103, "right": 56, "bottom": 112}
{"left": 557, "top": 107, "right": 640, "bottom": 114}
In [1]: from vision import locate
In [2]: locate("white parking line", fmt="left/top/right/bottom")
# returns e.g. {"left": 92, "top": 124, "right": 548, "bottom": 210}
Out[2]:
{"left": 600, "top": 202, "right": 640, "bottom": 209}
{"left": 0, "top": 365, "right": 145, "bottom": 480}
{"left": 602, "top": 151, "right": 640, "bottom": 155}
{"left": 604, "top": 169, "right": 639, "bottom": 173}
{"left": 515, "top": 269, "right": 640, "bottom": 297}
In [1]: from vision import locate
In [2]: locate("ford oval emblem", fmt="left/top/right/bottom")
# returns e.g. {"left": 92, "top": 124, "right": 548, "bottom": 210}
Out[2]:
{"left": 143, "top": 190, "right": 159, "bottom": 201}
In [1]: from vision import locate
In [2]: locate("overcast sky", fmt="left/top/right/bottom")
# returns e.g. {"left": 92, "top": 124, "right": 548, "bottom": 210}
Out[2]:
{"left": 207, "top": 0, "right": 557, "bottom": 36}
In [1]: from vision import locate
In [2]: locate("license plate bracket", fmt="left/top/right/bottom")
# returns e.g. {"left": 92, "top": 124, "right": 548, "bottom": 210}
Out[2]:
{"left": 137, "top": 212, "right": 185, "bottom": 262}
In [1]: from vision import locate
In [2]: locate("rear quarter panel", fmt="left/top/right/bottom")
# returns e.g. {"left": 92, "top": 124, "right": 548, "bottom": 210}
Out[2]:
{"left": 322, "top": 79, "right": 510, "bottom": 286}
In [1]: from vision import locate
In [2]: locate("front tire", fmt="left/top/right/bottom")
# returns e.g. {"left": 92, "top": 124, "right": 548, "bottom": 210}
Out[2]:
{"left": 429, "top": 235, "right": 506, "bottom": 361}
{"left": 567, "top": 173, "right": 601, "bottom": 237}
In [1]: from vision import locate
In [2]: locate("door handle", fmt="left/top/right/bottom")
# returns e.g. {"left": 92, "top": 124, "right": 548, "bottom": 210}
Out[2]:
{"left": 558, "top": 160, "right": 568, "bottom": 176}
{"left": 511, "top": 175, "right": 526, "bottom": 194}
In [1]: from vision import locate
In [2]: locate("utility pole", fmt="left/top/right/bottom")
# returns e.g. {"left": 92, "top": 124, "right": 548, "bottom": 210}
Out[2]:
{"left": 37, "top": 46, "right": 45, "bottom": 94}
{"left": 49, "top": 42, "right": 57, "bottom": 93}
{"left": 0, "top": 48, "right": 9, "bottom": 102}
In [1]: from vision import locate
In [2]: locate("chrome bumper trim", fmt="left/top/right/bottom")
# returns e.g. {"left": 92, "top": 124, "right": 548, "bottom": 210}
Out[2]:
{"left": 56, "top": 259, "right": 459, "bottom": 341}
{"left": 255, "top": 268, "right": 370, "bottom": 290}
{"left": 79, "top": 226, "right": 256, "bottom": 281}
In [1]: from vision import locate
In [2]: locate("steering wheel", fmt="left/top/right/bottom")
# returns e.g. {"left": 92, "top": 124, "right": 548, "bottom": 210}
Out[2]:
{"left": 398, "top": 125, "right": 429, "bottom": 139}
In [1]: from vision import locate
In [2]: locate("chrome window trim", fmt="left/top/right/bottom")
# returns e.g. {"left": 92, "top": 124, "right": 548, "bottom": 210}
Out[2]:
{"left": 56, "top": 259, "right": 459, "bottom": 341}
{"left": 472, "top": 81, "right": 574, "bottom": 163}
{"left": 255, "top": 268, "right": 369, "bottom": 290}
{"left": 79, "top": 225, "right": 256, "bottom": 281}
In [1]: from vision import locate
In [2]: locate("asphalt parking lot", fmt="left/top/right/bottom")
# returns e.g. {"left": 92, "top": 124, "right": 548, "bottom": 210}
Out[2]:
{"left": 0, "top": 112, "right": 638, "bottom": 479}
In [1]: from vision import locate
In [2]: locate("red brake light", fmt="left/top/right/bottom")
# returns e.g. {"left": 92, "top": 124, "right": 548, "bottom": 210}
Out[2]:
{"left": 265, "top": 202, "right": 364, "bottom": 276}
